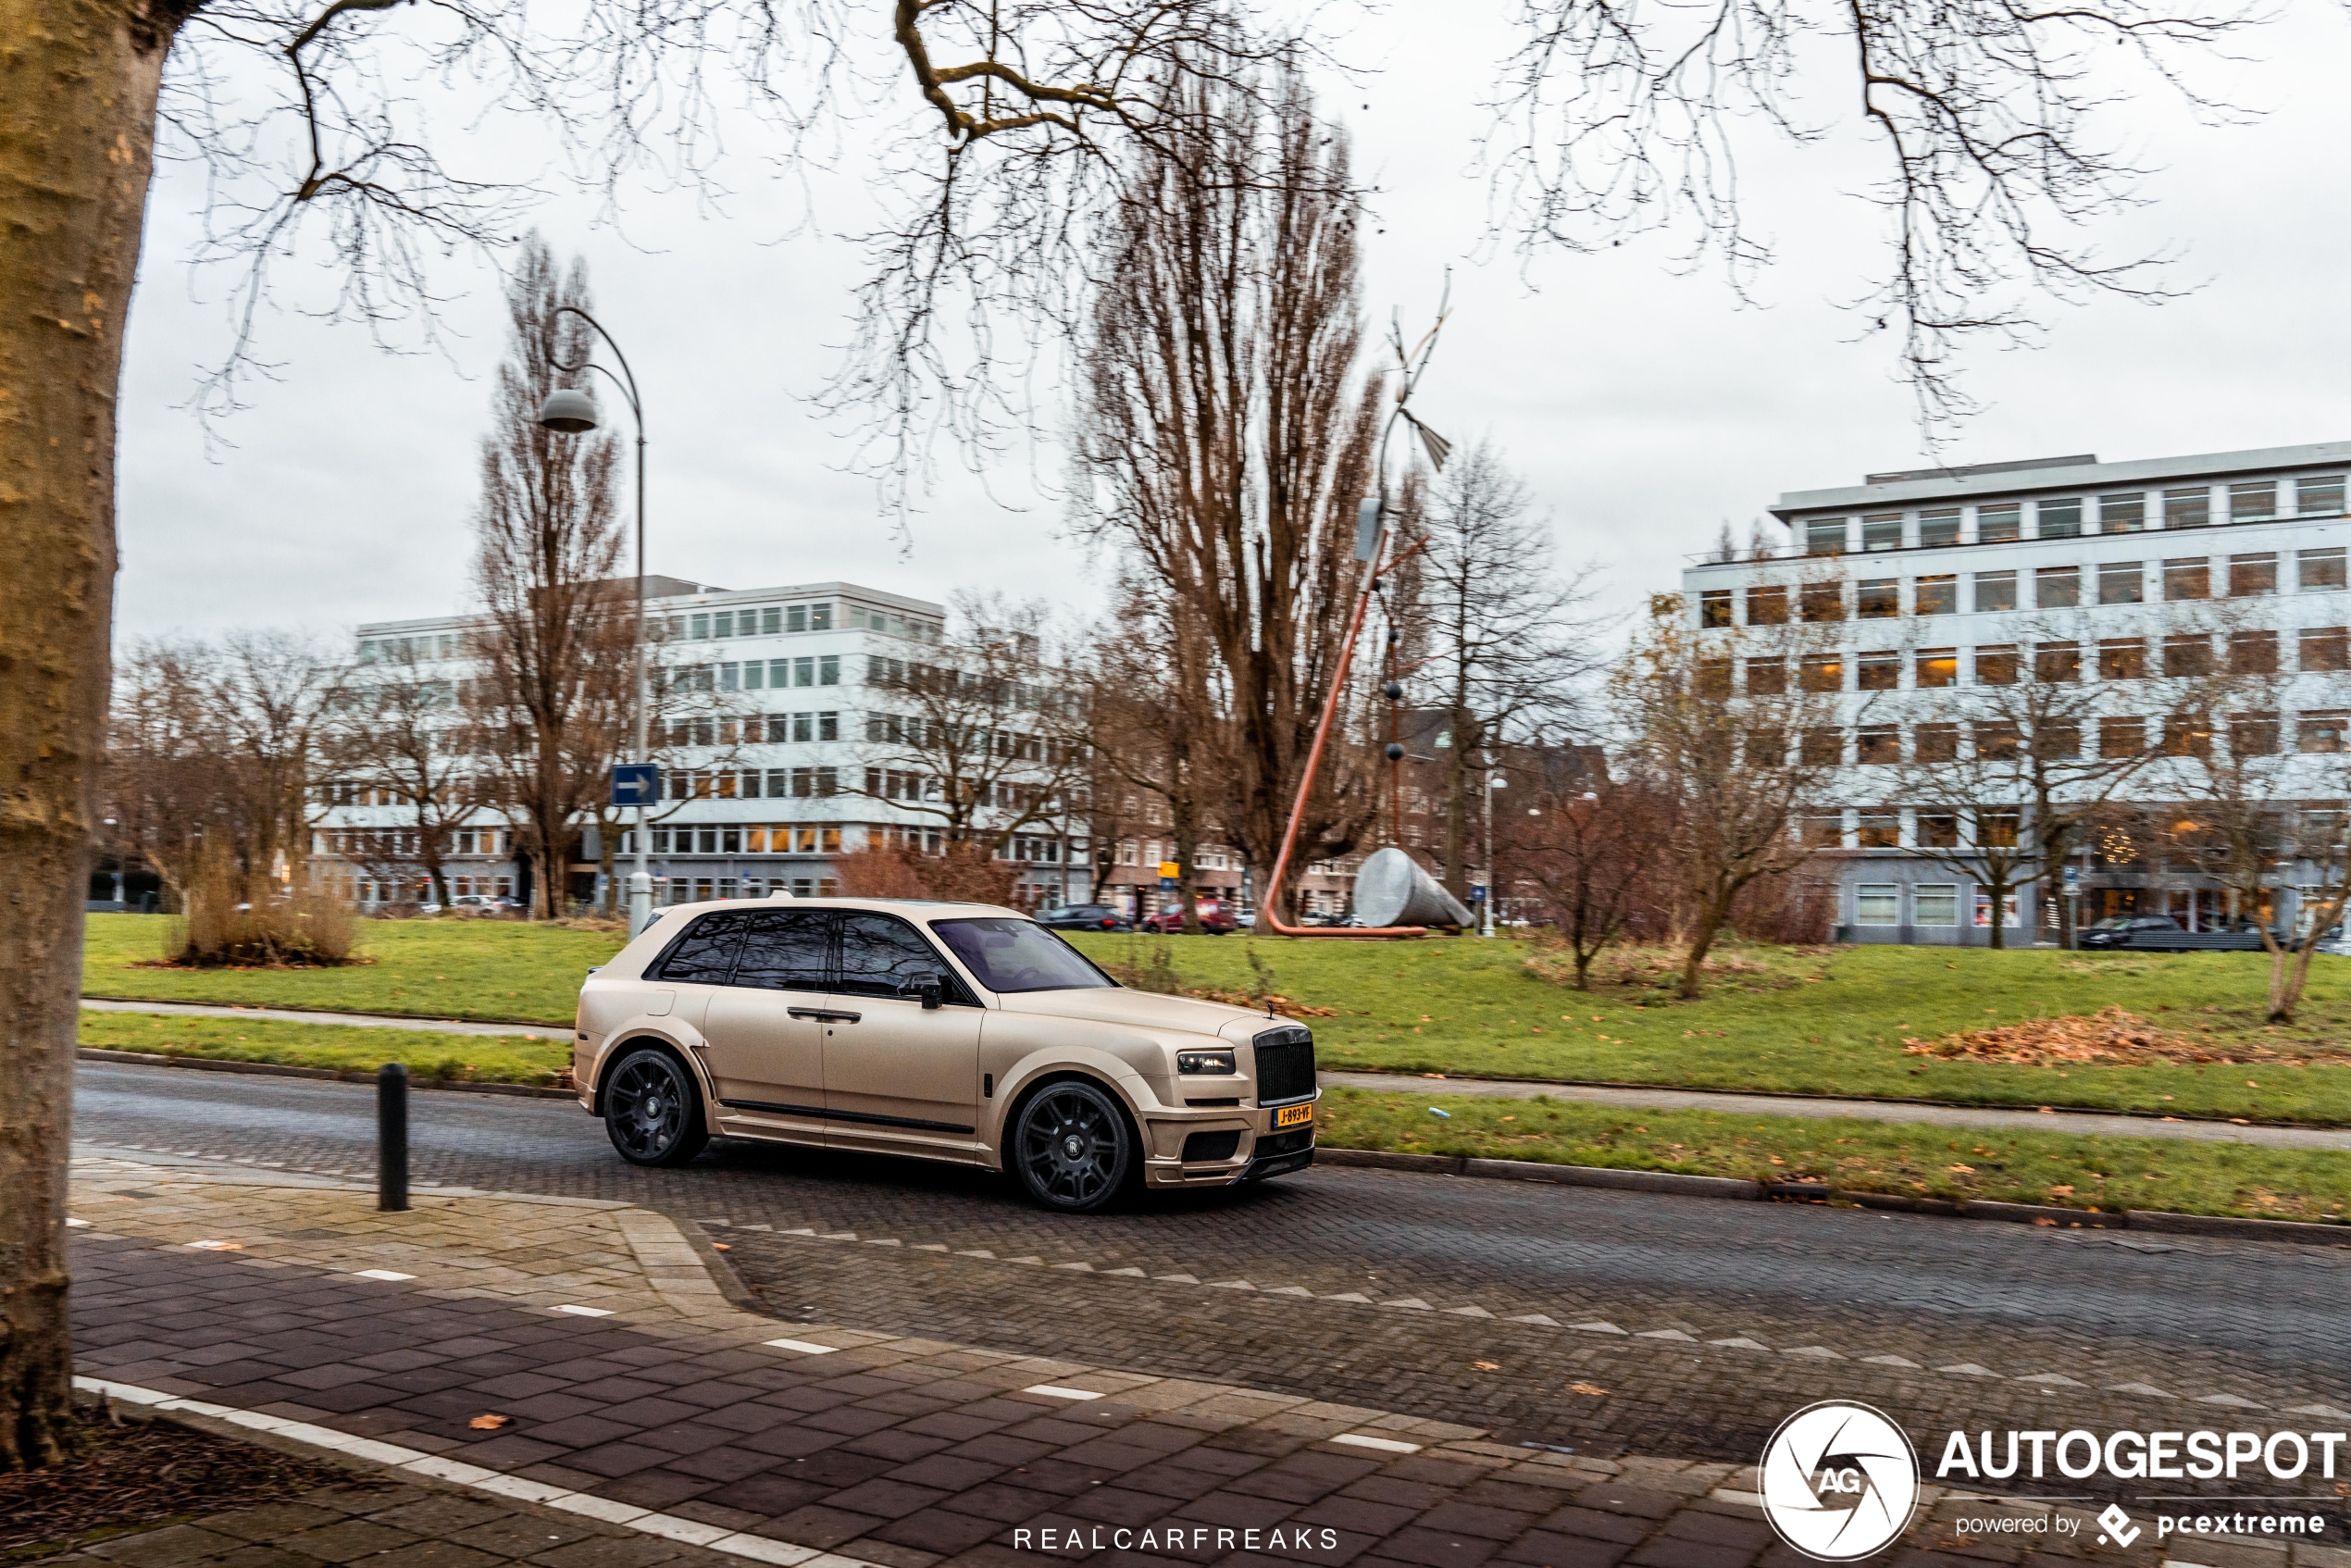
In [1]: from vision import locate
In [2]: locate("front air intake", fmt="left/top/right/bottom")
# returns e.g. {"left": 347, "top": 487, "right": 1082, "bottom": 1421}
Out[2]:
{"left": 1251, "top": 1027, "right": 1315, "bottom": 1102}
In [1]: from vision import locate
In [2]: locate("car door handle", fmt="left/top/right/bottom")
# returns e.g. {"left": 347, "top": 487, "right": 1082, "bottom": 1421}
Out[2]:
{"left": 788, "top": 1007, "right": 862, "bottom": 1024}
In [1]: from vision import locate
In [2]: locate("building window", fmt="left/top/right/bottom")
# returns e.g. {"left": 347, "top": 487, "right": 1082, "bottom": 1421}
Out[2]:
{"left": 2229, "top": 553, "right": 2277, "bottom": 597}
{"left": 1696, "top": 658, "right": 1733, "bottom": 697}
{"left": 2229, "top": 482, "right": 2277, "bottom": 523}
{"left": 1806, "top": 518, "right": 1848, "bottom": 556}
{"left": 1799, "top": 728, "right": 1842, "bottom": 765}
{"left": 1747, "top": 584, "right": 1790, "bottom": 624}
{"left": 690, "top": 612, "right": 711, "bottom": 640}
{"left": 2228, "top": 629, "right": 2278, "bottom": 675}
{"left": 1855, "top": 885, "right": 1900, "bottom": 925}
{"left": 1978, "top": 809, "right": 2022, "bottom": 848}
{"left": 1915, "top": 575, "right": 1957, "bottom": 615}
{"left": 1856, "top": 579, "right": 1898, "bottom": 618}
{"left": 2159, "top": 714, "right": 2213, "bottom": 757}
{"left": 2301, "top": 548, "right": 2347, "bottom": 591}
{"left": 1746, "top": 657, "right": 1786, "bottom": 696}
{"left": 2163, "top": 487, "right": 2210, "bottom": 528}
{"left": 1798, "top": 654, "right": 1844, "bottom": 692}
{"left": 1916, "top": 648, "right": 1958, "bottom": 688}
{"left": 1978, "top": 504, "right": 2021, "bottom": 543}
{"left": 1699, "top": 590, "right": 1734, "bottom": 628}
{"left": 1916, "top": 811, "right": 1959, "bottom": 847}
{"left": 1861, "top": 514, "right": 1903, "bottom": 552}
{"left": 2034, "top": 566, "right": 2080, "bottom": 609}
{"left": 2301, "top": 627, "right": 2350, "bottom": 672}
{"left": 2037, "top": 498, "right": 2083, "bottom": 539}
{"left": 2040, "top": 720, "right": 2083, "bottom": 759}
{"left": 2098, "top": 638, "right": 2147, "bottom": 679}
{"left": 2034, "top": 642, "right": 2081, "bottom": 682}
{"left": 2098, "top": 493, "right": 2146, "bottom": 533}
{"left": 1973, "top": 571, "right": 2017, "bottom": 613}
{"left": 1856, "top": 728, "right": 1900, "bottom": 765}
{"left": 1914, "top": 885, "right": 1959, "bottom": 926}
{"left": 818, "top": 654, "right": 840, "bottom": 685}
{"left": 1919, "top": 509, "right": 1961, "bottom": 547}
{"left": 2161, "top": 557, "right": 2210, "bottom": 601}
{"left": 1857, "top": 651, "right": 1900, "bottom": 691}
{"left": 2097, "top": 560, "right": 2145, "bottom": 604}
{"left": 1915, "top": 723, "right": 1959, "bottom": 763}
{"left": 761, "top": 606, "right": 783, "bottom": 634}
{"left": 1748, "top": 728, "right": 1786, "bottom": 766}
{"left": 1799, "top": 814, "right": 1844, "bottom": 847}
{"left": 2231, "top": 713, "right": 2280, "bottom": 757}
{"left": 2098, "top": 716, "right": 2145, "bottom": 756}
{"left": 786, "top": 604, "right": 809, "bottom": 632}
{"left": 2303, "top": 713, "right": 2350, "bottom": 754}
{"left": 2162, "top": 633, "right": 2213, "bottom": 678}
{"left": 2298, "top": 476, "right": 2346, "bottom": 516}
{"left": 1799, "top": 581, "right": 1845, "bottom": 622}
{"left": 1974, "top": 644, "right": 2020, "bottom": 685}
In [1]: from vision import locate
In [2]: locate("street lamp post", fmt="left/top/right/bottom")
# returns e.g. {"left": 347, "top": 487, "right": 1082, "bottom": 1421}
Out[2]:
{"left": 1481, "top": 758, "right": 1503, "bottom": 939}
{"left": 536, "top": 307, "right": 653, "bottom": 936}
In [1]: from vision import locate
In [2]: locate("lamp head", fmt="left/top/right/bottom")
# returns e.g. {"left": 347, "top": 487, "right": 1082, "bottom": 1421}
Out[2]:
{"left": 538, "top": 387, "right": 600, "bottom": 433}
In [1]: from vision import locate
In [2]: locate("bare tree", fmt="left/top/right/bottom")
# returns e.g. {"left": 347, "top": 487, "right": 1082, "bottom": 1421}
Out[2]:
{"left": 323, "top": 647, "right": 476, "bottom": 908}
{"left": 1396, "top": 442, "right": 1595, "bottom": 906}
{"left": 1071, "top": 67, "right": 1382, "bottom": 924}
{"left": 1513, "top": 753, "right": 1659, "bottom": 989}
{"left": 858, "top": 594, "right": 1085, "bottom": 865}
{"left": 1492, "top": 0, "right": 2250, "bottom": 429}
{"left": 1623, "top": 600, "right": 1843, "bottom": 997}
{"left": 466, "top": 239, "right": 629, "bottom": 919}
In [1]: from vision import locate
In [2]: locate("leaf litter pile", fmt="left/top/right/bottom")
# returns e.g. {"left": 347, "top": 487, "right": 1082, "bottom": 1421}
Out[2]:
{"left": 2, "top": 1407, "right": 358, "bottom": 1556}
{"left": 1902, "top": 1005, "right": 2342, "bottom": 1067}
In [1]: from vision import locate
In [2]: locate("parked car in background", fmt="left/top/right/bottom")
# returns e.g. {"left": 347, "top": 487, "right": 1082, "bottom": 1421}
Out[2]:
{"left": 573, "top": 894, "right": 1319, "bottom": 1211}
{"left": 1139, "top": 899, "right": 1238, "bottom": 934}
{"left": 2077, "top": 915, "right": 2183, "bottom": 951}
{"left": 1034, "top": 903, "right": 1133, "bottom": 933}
{"left": 451, "top": 894, "right": 526, "bottom": 915}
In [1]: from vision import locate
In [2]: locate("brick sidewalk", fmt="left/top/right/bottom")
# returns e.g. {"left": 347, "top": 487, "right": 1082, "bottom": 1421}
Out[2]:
{"left": 54, "top": 1154, "right": 2322, "bottom": 1568}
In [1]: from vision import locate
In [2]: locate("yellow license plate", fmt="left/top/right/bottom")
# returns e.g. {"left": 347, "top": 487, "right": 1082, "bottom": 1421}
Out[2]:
{"left": 1275, "top": 1103, "right": 1313, "bottom": 1128}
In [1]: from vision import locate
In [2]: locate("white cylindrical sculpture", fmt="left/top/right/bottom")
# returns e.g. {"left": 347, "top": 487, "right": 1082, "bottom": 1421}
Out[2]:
{"left": 1351, "top": 847, "right": 1474, "bottom": 928}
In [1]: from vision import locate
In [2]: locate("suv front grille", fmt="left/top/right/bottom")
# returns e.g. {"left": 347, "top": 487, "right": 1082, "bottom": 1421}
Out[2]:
{"left": 1251, "top": 1027, "right": 1315, "bottom": 1102}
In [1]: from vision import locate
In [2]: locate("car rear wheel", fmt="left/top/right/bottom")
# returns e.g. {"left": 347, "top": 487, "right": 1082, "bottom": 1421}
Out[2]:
{"left": 1012, "top": 1080, "right": 1134, "bottom": 1213}
{"left": 603, "top": 1046, "right": 710, "bottom": 1167}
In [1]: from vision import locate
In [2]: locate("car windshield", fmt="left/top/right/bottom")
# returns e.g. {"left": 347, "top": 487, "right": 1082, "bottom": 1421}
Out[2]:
{"left": 931, "top": 917, "right": 1116, "bottom": 993}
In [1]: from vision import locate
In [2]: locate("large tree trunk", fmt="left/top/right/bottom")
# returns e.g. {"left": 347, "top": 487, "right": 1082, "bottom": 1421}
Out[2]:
{"left": 1, "top": 0, "right": 174, "bottom": 1468}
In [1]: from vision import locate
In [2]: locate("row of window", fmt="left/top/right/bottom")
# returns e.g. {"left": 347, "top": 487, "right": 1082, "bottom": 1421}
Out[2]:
{"left": 662, "top": 766, "right": 840, "bottom": 800}
{"left": 355, "top": 633, "right": 461, "bottom": 665}
{"left": 1699, "top": 550, "right": 2349, "bottom": 626}
{"left": 1812, "top": 803, "right": 2345, "bottom": 853}
{"left": 662, "top": 603, "right": 945, "bottom": 642}
{"left": 663, "top": 876, "right": 840, "bottom": 904}
{"left": 667, "top": 654, "right": 841, "bottom": 692}
{"left": 315, "top": 828, "right": 510, "bottom": 857}
{"left": 1757, "top": 712, "right": 2349, "bottom": 765}
{"left": 1796, "top": 476, "right": 2346, "bottom": 555}
{"left": 622, "top": 825, "right": 846, "bottom": 856}
{"left": 1703, "top": 627, "right": 2351, "bottom": 694}
{"left": 1849, "top": 884, "right": 2010, "bottom": 927}
{"left": 656, "top": 712, "right": 840, "bottom": 748}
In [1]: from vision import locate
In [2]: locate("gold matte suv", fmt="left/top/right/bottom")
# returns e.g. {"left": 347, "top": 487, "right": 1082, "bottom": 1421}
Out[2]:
{"left": 573, "top": 895, "right": 1319, "bottom": 1212}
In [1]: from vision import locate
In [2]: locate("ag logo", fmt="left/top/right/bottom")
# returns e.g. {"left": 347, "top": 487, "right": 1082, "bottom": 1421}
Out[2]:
{"left": 1759, "top": 1401, "right": 1921, "bottom": 1562}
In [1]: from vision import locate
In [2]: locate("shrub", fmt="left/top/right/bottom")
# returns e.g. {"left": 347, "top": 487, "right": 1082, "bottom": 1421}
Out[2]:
{"left": 168, "top": 849, "right": 359, "bottom": 968}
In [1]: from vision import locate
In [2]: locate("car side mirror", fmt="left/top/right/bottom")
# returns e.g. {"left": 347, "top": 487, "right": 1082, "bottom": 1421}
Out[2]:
{"left": 913, "top": 974, "right": 943, "bottom": 1011}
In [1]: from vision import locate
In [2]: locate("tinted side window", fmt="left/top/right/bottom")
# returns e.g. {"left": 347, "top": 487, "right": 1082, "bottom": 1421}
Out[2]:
{"left": 734, "top": 911, "right": 832, "bottom": 992}
{"left": 837, "top": 913, "right": 953, "bottom": 1000}
{"left": 654, "top": 912, "right": 752, "bottom": 983}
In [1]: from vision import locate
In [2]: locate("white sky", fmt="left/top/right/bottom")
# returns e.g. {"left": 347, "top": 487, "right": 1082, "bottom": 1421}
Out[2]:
{"left": 115, "top": 0, "right": 2351, "bottom": 653}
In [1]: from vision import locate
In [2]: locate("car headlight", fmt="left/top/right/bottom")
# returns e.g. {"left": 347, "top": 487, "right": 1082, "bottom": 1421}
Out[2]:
{"left": 1176, "top": 1050, "right": 1237, "bottom": 1076}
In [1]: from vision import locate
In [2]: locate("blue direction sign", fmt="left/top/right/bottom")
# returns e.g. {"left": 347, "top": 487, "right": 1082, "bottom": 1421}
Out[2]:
{"left": 611, "top": 763, "right": 662, "bottom": 807}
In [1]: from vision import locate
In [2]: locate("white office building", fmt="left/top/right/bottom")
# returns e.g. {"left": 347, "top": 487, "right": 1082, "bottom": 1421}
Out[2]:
{"left": 318, "top": 578, "right": 1092, "bottom": 911}
{"left": 1681, "top": 442, "right": 2351, "bottom": 943}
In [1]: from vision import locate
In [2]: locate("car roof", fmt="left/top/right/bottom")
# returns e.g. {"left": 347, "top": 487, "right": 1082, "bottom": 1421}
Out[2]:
{"left": 648, "top": 895, "right": 1029, "bottom": 923}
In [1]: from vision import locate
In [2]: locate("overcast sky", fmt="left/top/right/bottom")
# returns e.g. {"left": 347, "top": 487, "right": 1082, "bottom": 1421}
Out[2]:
{"left": 115, "top": 0, "right": 2351, "bottom": 654}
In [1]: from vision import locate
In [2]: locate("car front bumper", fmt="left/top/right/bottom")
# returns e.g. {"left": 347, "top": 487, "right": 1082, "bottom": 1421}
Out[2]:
{"left": 1138, "top": 1095, "right": 1319, "bottom": 1188}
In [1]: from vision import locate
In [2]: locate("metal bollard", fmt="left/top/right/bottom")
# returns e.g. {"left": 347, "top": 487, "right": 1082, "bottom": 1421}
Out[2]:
{"left": 378, "top": 1063, "right": 410, "bottom": 1212}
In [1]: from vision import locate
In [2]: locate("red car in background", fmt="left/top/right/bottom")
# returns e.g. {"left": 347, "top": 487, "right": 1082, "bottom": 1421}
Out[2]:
{"left": 1139, "top": 899, "right": 1238, "bottom": 935}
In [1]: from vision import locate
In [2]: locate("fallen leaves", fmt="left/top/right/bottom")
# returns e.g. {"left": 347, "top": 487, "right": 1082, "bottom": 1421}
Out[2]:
{"left": 1569, "top": 1383, "right": 1609, "bottom": 1397}
{"left": 467, "top": 1413, "right": 511, "bottom": 1430}
{"left": 1902, "top": 1006, "right": 2322, "bottom": 1067}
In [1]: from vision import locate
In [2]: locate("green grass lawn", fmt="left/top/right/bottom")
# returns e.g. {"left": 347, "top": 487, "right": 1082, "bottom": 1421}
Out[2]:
{"left": 78, "top": 1010, "right": 570, "bottom": 1085}
{"left": 1070, "top": 932, "right": 2351, "bottom": 1126}
{"left": 82, "top": 914, "right": 623, "bottom": 1026}
{"left": 81, "top": 915, "right": 2351, "bottom": 1126}
{"left": 1316, "top": 1088, "right": 2351, "bottom": 1224}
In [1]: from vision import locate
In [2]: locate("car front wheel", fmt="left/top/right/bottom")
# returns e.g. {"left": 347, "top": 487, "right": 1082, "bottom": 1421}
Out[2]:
{"left": 603, "top": 1046, "right": 710, "bottom": 1167}
{"left": 1012, "top": 1079, "right": 1134, "bottom": 1213}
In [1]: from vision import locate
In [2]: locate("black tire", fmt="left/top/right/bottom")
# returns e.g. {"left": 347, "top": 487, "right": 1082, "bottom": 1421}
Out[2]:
{"left": 602, "top": 1045, "right": 710, "bottom": 1167}
{"left": 1011, "top": 1079, "right": 1135, "bottom": 1213}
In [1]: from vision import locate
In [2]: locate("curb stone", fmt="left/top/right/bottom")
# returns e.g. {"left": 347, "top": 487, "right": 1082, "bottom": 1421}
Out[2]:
{"left": 74, "top": 1048, "right": 2351, "bottom": 1247}
{"left": 76, "top": 1045, "right": 577, "bottom": 1099}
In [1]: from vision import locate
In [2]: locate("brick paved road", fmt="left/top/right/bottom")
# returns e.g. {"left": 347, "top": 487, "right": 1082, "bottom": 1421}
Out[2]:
{"left": 75, "top": 1063, "right": 2351, "bottom": 1482}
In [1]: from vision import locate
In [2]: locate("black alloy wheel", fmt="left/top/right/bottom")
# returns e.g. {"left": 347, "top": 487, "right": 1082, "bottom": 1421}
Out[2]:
{"left": 603, "top": 1047, "right": 710, "bottom": 1167}
{"left": 1013, "top": 1080, "right": 1134, "bottom": 1213}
